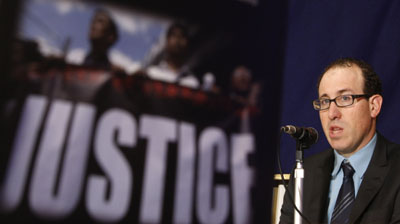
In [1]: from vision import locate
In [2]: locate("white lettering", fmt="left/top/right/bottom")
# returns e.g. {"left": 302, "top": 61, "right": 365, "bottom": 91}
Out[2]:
{"left": 231, "top": 134, "right": 255, "bottom": 224}
{"left": 197, "top": 127, "right": 229, "bottom": 224}
{"left": 0, "top": 95, "right": 47, "bottom": 212}
{"left": 86, "top": 109, "right": 135, "bottom": 222}
{"left": 173, "top": 122, "right": 196, "bottom": 224}
{"left": 1, "top": 95, "right": 253, "bottom": 224}
{"left": 139, "top": 115, "right": 176, "bottom": 223}
{"left": 29, "top": 99, "right": 78, "bottom": 218}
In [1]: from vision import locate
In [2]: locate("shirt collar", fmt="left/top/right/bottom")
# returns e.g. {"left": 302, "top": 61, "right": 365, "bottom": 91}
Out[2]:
{"left": 331, "top": 133, "right": 377, "bottom": 179}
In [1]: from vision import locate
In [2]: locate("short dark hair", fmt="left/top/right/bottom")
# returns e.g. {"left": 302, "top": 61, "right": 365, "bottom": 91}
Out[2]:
{"left": 166, "top": 22, "right": 189, "bottom": 39}
{"left": 317, "top": 57, "right": 382, "bottom": 96}
{"left": 94, "top": 8, "right": 119, "bottom": 42}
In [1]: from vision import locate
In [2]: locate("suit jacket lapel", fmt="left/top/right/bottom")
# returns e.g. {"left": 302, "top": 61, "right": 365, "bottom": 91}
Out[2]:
{"left": 350, "top": 133, "right": 390, "bottom": 223}
{"left": 316, "top": 161, "right": 333, "bottom": 221}
{"left": 305, "top": 150, "right": 334, "bottom": 222}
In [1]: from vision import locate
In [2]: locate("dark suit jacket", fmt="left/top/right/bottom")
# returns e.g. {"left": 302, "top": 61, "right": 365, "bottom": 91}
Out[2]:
{"left": 280, "top": 133, "right": 400, "bottom": 224}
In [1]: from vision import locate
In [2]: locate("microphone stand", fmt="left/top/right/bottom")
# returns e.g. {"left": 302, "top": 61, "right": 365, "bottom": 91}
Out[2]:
{"left": 294, "top": 141, "right": 306, "bottom": 224}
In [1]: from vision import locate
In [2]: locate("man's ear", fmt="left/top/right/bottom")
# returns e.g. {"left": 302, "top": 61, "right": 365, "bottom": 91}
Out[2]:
{"left": 369, "top": 94, "right": 383, "bottom": 118}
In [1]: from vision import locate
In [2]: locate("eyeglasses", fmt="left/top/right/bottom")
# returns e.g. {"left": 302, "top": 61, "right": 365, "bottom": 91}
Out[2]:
{"left": 312, "top": 94, "right": 370, "bottom": 111}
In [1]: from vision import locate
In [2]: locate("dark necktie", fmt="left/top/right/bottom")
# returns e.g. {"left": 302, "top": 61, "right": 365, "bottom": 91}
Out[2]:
{"left": 331, "top": 160, "right": 355, "bottom": 224}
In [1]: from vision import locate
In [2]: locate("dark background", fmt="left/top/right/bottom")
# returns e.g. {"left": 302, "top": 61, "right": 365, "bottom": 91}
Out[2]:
{"left": 279, "top": 0, "right": 400, "bottom": 173}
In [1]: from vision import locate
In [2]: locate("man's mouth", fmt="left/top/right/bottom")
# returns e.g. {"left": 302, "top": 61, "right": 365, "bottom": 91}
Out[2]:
{"left": 329, "top": 125, "right": 343, "bottom": 137}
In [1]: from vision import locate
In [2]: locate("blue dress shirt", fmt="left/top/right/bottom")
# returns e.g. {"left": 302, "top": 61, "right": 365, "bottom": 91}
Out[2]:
{"left": 326, "top": 133, "right": 377, "bottom": 223}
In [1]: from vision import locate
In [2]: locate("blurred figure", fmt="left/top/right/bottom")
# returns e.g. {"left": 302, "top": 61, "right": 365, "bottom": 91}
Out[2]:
{"left": 83, "top": 9, "right": 118, "bottom": 70}
{"left": 8, "top": 38, "right": 66, "bottom": 80}
{"left": 230, "top": 65, "right": 260, "bottom": 106}
{"left": 202, "top": 72, "right": 219, "bottom": 92}
{"left": 11, "top": 39, "right": 43, "bottom": 66}
{"left": 229, "top": 65, "right": 261, "bottom": 133}
{"left": 147, "top": 22, "right": 200, "bottom": 88}
{"left": 10, "top": 39, "right": 44, "bottom": 78}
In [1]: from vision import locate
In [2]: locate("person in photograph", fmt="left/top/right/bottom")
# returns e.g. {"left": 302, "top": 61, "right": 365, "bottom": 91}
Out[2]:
{"left": 146, "top": 22, "right": 200, "bottom": 88}
{"left": 229, "top": 65, "right": 261, "bottom": 132}
{"left": 83, "top": 8, "right": 119, "bottom": 70}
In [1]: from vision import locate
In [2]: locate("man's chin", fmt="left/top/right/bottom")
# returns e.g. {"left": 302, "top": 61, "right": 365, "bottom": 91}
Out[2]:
{"left": 328, "top": 140, "right": 349, "bottom": 152}
{"left": 330, "top": 144, "right": 356, "bottom": 157}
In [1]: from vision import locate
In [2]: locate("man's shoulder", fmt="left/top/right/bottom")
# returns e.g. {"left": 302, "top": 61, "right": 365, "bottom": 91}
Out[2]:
{"left": 303, "top": 148, "right": 334, "bottom": 168}
{"left": 306, "top": 148, "right": 333, "bottom": 160}
{"left": 385, "top": 139, "right": 400, "bottom": 163}
{"left": 377, "top": 133, "right": 400, "bottom": 157}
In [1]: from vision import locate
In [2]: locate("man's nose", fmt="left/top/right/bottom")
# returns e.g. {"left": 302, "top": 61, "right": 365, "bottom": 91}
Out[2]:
{"left": 327, "top": 101, "right": 341, "bottom": 120}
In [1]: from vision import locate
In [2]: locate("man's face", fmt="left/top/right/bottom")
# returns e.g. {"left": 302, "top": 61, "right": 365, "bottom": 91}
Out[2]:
{"left": 318, "top": 65, "right": 376, "bottom": 157}
{"left": 166, "top": 27, "right": 188, "bottom": 57}
{"left": 89, "top": 11, "right": 114, "bottom": 45}
{"left": 232, "top": 66, "right": 252, "bottom": 92}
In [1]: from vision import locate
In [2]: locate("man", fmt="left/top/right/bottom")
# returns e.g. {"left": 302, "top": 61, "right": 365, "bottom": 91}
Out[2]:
{"left": 146, "top": 23, "right": 200, "bottom": 88}
{"left": 83, "top": 9, "right": 118, "bottom": 70}
{"left": 280, "top": 58, "right": 400, "bottom": 224}
{"left": 229, "top": 65, "right": 261, "bottom": 133}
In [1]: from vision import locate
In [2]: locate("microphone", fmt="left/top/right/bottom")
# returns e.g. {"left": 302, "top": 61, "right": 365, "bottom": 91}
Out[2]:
{"left": 281, "top": 125, "right": 318, "bottom": 147}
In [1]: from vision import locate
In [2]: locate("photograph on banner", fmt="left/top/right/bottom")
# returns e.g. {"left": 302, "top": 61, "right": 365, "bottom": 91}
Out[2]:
{"left": 0, "top": 0, "right": 264, "bottom": 223}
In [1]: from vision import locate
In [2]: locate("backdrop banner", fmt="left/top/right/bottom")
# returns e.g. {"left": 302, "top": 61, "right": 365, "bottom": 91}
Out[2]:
{"left": 0, "top": 0, "right": 286, "bottom": 223}
{"left": 0, "top": 65, "right": 260, "bottom": 223}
